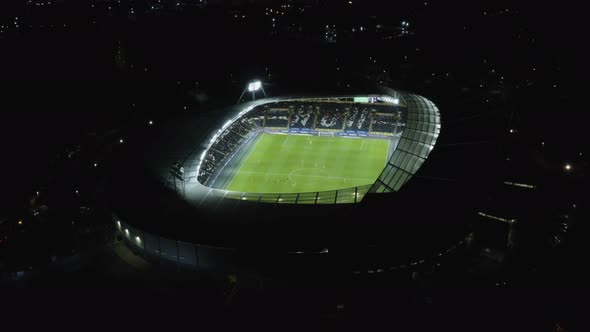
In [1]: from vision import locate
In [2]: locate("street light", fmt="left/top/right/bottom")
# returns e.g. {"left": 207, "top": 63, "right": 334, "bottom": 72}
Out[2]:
{"left": 564, "top": 163, "right": 572, "bottom": 171}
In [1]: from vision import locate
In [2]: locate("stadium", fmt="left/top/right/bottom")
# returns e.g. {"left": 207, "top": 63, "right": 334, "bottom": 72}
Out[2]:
{"left": 108, "top": 85, "right": 487, "bottom": 275}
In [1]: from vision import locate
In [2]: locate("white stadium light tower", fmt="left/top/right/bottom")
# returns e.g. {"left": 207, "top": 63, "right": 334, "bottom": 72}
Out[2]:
{"left": 248, "top": 81, "right": 261, "bottom": 92}
{"left": 238, "top": 80, "right": 266, "bottom": 103}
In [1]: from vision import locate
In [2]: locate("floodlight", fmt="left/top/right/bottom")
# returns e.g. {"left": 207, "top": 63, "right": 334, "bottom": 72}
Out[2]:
{"left": 564, "top": 164, "right": 572, "bottom": 171}
{"left": 380, "top": 96, "right": 400, "bottom": 104}
{"left": 248, "top": 81, "right": 262, "bottom": 92}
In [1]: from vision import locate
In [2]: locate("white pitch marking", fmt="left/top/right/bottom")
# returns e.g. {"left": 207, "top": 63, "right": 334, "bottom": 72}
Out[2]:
{"left": 236, "top": 170, "right": 374, "bottom": 183}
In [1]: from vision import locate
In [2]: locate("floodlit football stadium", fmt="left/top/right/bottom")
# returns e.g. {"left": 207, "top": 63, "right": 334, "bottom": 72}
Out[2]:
{"left": 107, "top": 86, "right": 482, "bottom": 275}
{"left": 193, "top": 91, "right": 438, "bottom": 204}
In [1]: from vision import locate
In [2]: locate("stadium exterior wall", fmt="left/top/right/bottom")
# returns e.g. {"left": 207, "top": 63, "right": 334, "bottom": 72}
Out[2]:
{"left": 114, "top": 214, "right": 238, "bottom": 272}
{"left": 113, "top": 213, "right": 475, "bottom": 275}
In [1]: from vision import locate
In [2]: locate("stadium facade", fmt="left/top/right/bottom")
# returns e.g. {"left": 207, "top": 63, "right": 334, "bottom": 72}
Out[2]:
{"left": 108, "top": 86, "right": 480, "bottom": 275}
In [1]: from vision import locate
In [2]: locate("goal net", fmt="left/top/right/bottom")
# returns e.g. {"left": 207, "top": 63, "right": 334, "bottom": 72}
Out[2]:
{"left": 317, "top": 131, "right": 335, "bottom": 137}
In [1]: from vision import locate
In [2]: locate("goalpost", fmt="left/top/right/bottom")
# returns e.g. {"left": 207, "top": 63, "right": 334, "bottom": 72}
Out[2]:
{"left": 317, "top": 131, "right": 335, "bottom": 137}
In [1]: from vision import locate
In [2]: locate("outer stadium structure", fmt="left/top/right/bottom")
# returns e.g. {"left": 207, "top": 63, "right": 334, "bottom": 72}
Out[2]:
{"left": 108, "top": 86, "right": 490, "bottom": 276}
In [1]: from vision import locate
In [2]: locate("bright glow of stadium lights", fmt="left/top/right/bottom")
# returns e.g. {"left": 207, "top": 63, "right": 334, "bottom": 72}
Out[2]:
{"left": 148, "top": 120, "right": 153, "bottom": 125}
{"left": 248, "top": 81, "right": 262, "bottom": 92}
{"left": 222, "top": 120, "right": 232, "bottom": 130}
{"left": 18, "top": 220, "right": 23, "bottom": 225}
{"left": 135, "top": 236, "right": 141, "bottom": 242}
{"left": 379, "top": 96, "right": 400, "bottom": 104}
{"left": 117, "top": 221, "right": 121, "bottom": 228}
{"left": 125, "top": 229, "right": 129, "bottom": 236}
{"left": 93, "top": 163, "right": 98, "bottom": 167}
{"left": 564, "top": 164, "right": 572, "bottom": 171}
{"left": 238, "top": 105, "right": 256, "bottom": 117}
{"left": 119, "top": 138, "right": 124, "bottom": 143}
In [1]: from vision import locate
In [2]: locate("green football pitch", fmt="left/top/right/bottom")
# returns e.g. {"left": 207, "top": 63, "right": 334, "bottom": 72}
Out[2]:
{"left": 225, "top": 133, "right": 390, "bottom": 193}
